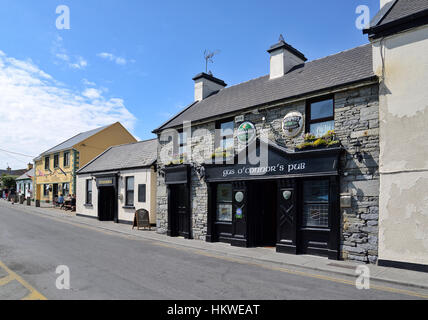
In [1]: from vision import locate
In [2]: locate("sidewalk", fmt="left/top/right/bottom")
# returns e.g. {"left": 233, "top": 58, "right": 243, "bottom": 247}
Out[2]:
{"left": 1, "top": 199, "right": 427, "bottom": 291}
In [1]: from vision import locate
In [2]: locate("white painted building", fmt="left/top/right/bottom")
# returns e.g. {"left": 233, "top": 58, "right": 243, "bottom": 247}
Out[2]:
{"left": 76, "top": 139, "right": 157, "bottom": 225}
{"left": 365, "top": 0, "right": 428, "bottom": 272}
{"left": 15, "top": 166, "right": 34, "bottom": 199}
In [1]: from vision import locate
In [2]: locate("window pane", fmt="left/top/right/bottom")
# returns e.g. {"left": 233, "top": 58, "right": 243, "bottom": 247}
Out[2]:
{"left": 127, "top": 191, "right": 134, "bottom": 206}
{"left": 217, "top": 203, "right": 232, "bottom": 222}
{"left": 127, "top": 177, "right": 134, "bottom": 191}
{"left": 217, "top": 184, "right": 232, "bottom": 202}
{"left": 310, "top": 120, "right": 334, "bottom": 137}
{"left": 303, "top": 204, "right": 329, "bottom": 227}
{"left": 138, "top": 184, "right": 146, "bottom": 202}
{"left": 310, "top": 99, "right": 333, "bottom": 120}
{"left": 87, "top": 180, "right": 92, "bottom": 192}
{"left": 220, "top": 121, "right": 234, "bottom": 135}
{"left": 303, "top": 180, "right": 329, "bottom": 202}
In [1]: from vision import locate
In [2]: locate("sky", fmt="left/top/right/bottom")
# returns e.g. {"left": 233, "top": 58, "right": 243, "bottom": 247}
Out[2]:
{"left": 0, "top": 0, "right": 380, "bottom": 169}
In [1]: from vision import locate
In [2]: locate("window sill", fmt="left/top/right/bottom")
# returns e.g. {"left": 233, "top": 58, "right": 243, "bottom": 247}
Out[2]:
{"left": 84, "top": 203, "right": 93, "bottom": 208}
{"left": 122, "top": 205, "right": 135, "bottom": 210}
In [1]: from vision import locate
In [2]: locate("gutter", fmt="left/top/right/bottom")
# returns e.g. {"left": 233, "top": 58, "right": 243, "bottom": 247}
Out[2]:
{"left": 364, "top": 8, "right": 428, "bottom": 39}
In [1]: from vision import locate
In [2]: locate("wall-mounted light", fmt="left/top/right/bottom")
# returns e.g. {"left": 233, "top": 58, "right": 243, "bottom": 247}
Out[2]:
{"left": 353, "top": 140, "right": 363, "bottom": 162}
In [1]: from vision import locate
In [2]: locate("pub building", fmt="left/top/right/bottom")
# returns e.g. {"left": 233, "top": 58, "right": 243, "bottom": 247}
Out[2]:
{"left": 75, "top": 139, "right": 158, "bottom": 225}
{"left": 154, "top": 37, "right": 380, "bottom": 263}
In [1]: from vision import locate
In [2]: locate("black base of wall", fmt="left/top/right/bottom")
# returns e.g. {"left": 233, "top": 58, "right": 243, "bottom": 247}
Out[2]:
{"left": 378, "top": 259, "right": 428, "bottom": 273}
{"left": 118, "top": 220, "right": 133, "bottom": 225}
{"left": 76, "top": 213, "right": 98, "bottom": 220}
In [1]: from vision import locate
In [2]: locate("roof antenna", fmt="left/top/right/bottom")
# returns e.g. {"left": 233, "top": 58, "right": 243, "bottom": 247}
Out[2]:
{"left": 204, "top": 49, "right": 220, "bottom": 73}
{"left": 279, "top": 34, "right": 285, "bottom": 43}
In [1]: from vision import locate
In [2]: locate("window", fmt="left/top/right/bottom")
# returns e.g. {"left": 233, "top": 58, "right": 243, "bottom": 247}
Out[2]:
{"left": 177, "top": 131, "right": 187, "bottom": 159}
{"left": 126, "top": 177, "right": 134, "bottom": 206}
{"left": 44, "top": 156, "right": 50, "bottom": 170}
{"left": 86, "top": 180, "right": 92, "bottom": 204}
{"left": 62, "top": 183, "right": 70, "bottom": 196}
{"left": 43, "top": 184, "right": 49, "bottom": 196}
{"left": 307, "top": 98, "right": 334, "bottom": 137}
{"left": 302, "top": 180, "right": 329, "bottom": 228}
{"left": 216, "top": 120, "right": 234, "bottom": 151}
{"left": 53, "top": 154, "right": 59, "bottom": 168}
{"left": 216, "top": 184, "right": 232, "bottom": 222}
{"left": 63, "top": 151, "right": 70, "bottom": 167}
{"left": 138, "top": 184, "right": 146, "bottom": 203}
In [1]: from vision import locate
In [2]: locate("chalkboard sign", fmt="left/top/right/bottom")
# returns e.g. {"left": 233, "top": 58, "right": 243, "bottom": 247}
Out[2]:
{"left": 133, "top": 209, "right": 151, "bottom": 230}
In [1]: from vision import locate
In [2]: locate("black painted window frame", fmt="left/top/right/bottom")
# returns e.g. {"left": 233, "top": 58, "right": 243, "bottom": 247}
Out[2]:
{"left": 44, "top": 156, "right": 50, "bottom": 170}
{"left": 305, "top": 95, "right": 335, "bottom": 137}
{"left": 86, "top": 179, "right": 92, "bottom": 205}
{"left": 63, "top": 151, "right": 70, "bottom": 167}
{"left": 53, "top": 153, "right": 59, "bottom": 168}
{"left": 138, "top": 184, "right": 146, "bottom": 203}
{"left": 125, "top": 176, "right": 135, "bottom": 206}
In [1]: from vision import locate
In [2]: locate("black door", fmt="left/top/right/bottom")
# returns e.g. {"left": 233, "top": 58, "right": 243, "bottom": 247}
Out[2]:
{"left": 99, "top": 187, "right": 116, "bottom": 221}
{"left": 298, "top": 179, "right": 331, "bottom": 257}
{"left": 52, "top": 184, "right": 58, "bottom": 200}
{"left": 248, "top": 181, "right": 277, "bottom": 247}
{"left": 171, "top": 184, "right": 190, "bottom": 238}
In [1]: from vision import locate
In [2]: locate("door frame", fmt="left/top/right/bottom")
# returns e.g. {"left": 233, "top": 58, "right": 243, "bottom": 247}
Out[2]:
{"left": 95, "top": 173, "right": 119, "bottom": 223}
{"left": 165, "top": 165, "right": 191, "bottom": 239}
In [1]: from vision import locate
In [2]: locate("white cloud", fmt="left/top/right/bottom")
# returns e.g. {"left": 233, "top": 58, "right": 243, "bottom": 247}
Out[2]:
{"left": 0, "top": 50, "right": 137, "bottom": 169}
{"left": 82, "top": 88, "right": 102, "bottom": 100}
{"left": 52, "top": 35, "right": 88, "bottom": 70}
{"left": 97, "top": 52, "right": 129, "bottom": 65}
{"left": 82, "top": 78, "right": 96, "bottom": 86}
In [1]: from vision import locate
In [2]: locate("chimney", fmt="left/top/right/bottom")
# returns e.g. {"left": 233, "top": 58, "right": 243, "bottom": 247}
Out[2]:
{"left": 380, "top": 0, "right": 393, "bottom": 9}
{"left": 27, "top": 163, "right": 33, "bottom": 170}
{"left": 267, "top": 35, "right": 307, "bottom": 80}
{"left": 193, "top": 72, "right": 227, "bottom": 101}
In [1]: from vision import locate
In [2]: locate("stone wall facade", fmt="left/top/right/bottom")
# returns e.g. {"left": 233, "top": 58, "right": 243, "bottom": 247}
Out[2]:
{"left": 156, "top": 83, "right": 380, "bottom": 264}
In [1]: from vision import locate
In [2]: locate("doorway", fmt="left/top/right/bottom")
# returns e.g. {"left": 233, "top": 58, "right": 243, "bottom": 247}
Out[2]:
{"left": 98, "top": 186, "right": 116, "bottom": 221}
{"left": 170, "top": 184, "right": 190, "bottom": 238}
{"left": 248, "top": 181, "right": 277, "bottom": 247}
{"left": 52, "top": 184, "right": 59, "bottom": 200}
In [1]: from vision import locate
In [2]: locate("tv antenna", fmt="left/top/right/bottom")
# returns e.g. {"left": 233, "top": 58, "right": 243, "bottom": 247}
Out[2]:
{"left": 204, "top": 49, "right": 220, "bottom": 73}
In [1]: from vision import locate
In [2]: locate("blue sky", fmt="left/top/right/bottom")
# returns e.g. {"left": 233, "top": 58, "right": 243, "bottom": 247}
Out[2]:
{"left": 0, "top": 0, "right": 380, "bottom": 169}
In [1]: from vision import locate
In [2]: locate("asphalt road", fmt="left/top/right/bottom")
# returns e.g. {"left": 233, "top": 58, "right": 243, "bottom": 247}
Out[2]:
{"left": 0, "top": 202, "right": 425, "bottom": 300}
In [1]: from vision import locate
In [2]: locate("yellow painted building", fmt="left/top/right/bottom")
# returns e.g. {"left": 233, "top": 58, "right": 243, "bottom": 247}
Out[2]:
{"left": 34, "top": 122, "right": 137, "bottom": 203}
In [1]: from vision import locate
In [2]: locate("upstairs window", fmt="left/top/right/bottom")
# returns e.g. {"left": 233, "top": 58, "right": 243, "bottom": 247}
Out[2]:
{"left": 218, "top": 120, "right": 234, "bottom": 151}
{"left": 178, "top": 131, "right": 187, "bottom": 160}
{"left": 307, "top": 98, "right": 334, "bottom": 137}
{"left": 44, "top": 156, "right": 50, "bottom": 170}
{"left": 63, "top": 151, "right": 70, "bottom": 167}
{"left": 53, "top": 154, "right": 59, "bottom": 168}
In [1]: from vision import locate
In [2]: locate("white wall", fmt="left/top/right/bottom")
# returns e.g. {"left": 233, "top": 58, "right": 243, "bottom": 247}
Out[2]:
{"left": 76, "top": 173, "right": 98, "bottom": 218}
{"left": 372, "top": 25, "right": 428, "bottom": 265}
{"left": 117, "top": 168, "right": 156, "bottom": 224}
{"left": 76, "top": 167, "right": 157, "bottom": 224}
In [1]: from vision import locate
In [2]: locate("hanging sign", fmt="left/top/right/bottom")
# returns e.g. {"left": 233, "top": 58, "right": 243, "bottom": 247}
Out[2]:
{"left": 236, "top": 121, "right": 256, "bottom": 145}
{"left": 282, "top": 111, "right": 303, "bottom": 138}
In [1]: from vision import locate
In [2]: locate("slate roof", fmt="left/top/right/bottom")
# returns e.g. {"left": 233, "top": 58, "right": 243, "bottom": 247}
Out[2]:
{"left": 0, "top": 169, "right": 26, "bottom": 176}
{"left": 37, "top": 124, "right": 111, "bottom": 158}
{"left": 77, "top": 139, "right": 158, "bottom": 174}
{"left": 16, "top": 168, "right": 35, "bottom": 181}
{"left": 154, "top": 44, "right": 375, "bottom": 132}
{"left": 365, "top": 0, "right": 428, "bottom": 37}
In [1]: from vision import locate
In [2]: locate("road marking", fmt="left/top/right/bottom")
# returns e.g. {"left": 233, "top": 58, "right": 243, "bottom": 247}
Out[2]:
{"left": 0, "top": 260, "right": 47, "bottom": 300}
{"left": 3, "top": 203, "right": 428, "bottom": 299}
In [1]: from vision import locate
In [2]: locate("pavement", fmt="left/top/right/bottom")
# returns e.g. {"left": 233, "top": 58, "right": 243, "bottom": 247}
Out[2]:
{"left": 0, "top": 199, "right": 427, "bottom": 299}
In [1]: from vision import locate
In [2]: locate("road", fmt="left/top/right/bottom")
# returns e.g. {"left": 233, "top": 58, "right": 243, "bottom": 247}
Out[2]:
{"left": 0, "top": 202, "right": 426, "bottom": 300}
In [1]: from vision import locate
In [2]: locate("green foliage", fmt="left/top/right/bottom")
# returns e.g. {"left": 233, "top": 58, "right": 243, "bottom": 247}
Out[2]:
{"left": 0, "top": 175, "right": 16, "bottom": 189}
{"left": 297, "top": 130, "right": 340, "bottom": 150}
